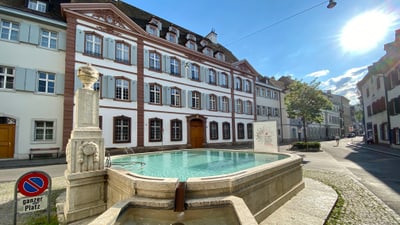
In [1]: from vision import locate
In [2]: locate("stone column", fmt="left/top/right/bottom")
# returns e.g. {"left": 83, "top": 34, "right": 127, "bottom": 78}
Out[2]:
{"left": 61, "top": 64, "right": 107, "bottom": 223}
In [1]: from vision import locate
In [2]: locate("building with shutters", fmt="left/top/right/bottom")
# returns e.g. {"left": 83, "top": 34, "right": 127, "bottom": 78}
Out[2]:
{"left": 0, "top": 0, "right": 259, "bottom": 159}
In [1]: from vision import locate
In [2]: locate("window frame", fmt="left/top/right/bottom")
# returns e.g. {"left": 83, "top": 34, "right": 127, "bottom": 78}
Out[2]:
{"left": 190, "top": 64, "right": 200, "bottom": 81}
{"left": 113, "top": 116, "right": 131, "bottom": 143}
{"left": 40, "top": 29, "right": 57, "bottom": 49}
{"left": 220, "top": 72, "right": 228, "bottom": 88}
{"left": 170, "top": 87, "right": 181, "bottom": 107}
{"left": 235, "top": 77, "right": 242, "bottom": 91}
{"left": 33, "top": 120, "right": 55, "bottom": 142}
{"left": 247, "top": 123, "right": 253, "bottom": 139}
{"left": 28, "top": 0, "right": 47, "bottom": 12}
{"left": 84, "top": 32, "right": 103, "bottom": 58}
{"left": 170, "top": 119, "right": 182, "bottom": 141}
{"left": 209, "top": 94, "right": 217, "bottom": 111}
{"left": 115, "top": 41, "right": 131, "bottom": 64}
{"left": 149, "top": 83, "right": 162, "bottom": 105}
{"left": 209, "top": 121, "right": 218, "bottom": 140}
{"left": 115, "top": 77, "right": 130, "bottom": 101}
{"left": 208, "top": 69, "right": 217, "bottom": 85}
{"left": 191, "top": 91, "right": 201, "bottom": 109}
{"left": 149, "top": 118, "right": 163, "bottom": 142}
{"left": 222, "top": 122, "right": 231, "bottom": 140}
{"left": 1, "top": 20, "right": 19, "bottom": 41}
{"left": 170, "top": 57, "right": 180, "bottom": 76}
{"left": 237, "top": 123, "right": 245, "bottom": 139}
{"left": 222, "top": 96, "right": 229, "bottom": 112}
{"left": 0, "top": 66, "right": 14, "bottom": 89}
{"left": 38, "top": 71, "right": 55, "bottom": 94}
{"left": 149, "top": 51, "right": 161, "bottom": 71}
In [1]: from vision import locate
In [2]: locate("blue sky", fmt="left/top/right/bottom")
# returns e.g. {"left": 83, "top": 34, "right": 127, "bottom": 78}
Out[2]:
{"left": 125, "top": 0, "right": 400, "bottom": 105}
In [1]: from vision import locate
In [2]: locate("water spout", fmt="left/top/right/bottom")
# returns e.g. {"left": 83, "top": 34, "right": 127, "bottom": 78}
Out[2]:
{"left": 174, "top": 182, "right": 187, "bottom": 212}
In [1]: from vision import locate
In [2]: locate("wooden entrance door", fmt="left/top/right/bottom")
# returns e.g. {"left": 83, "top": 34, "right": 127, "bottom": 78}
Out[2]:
{"left": 0, "top": 124, "right": 15, "bottom": 158}
{"left": 190, "top": 119, "right": 204, "bottom": 148}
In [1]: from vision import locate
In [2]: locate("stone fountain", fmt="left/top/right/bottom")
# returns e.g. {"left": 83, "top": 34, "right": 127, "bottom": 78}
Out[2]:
{"left": 57, "top": 64, "right": 106, "bottom": 224}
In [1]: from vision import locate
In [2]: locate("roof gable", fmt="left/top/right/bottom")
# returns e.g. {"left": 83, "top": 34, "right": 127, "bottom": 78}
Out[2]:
{"left": 232, "top": 60, "right": 259, "bottom": 76}
{"left": 61, "top": 3, "right": 146, "bottom": 35}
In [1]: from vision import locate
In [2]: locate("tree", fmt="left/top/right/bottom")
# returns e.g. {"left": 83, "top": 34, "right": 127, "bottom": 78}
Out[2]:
{"left": 284, "top": 79, "right": 333, "bottom": 144}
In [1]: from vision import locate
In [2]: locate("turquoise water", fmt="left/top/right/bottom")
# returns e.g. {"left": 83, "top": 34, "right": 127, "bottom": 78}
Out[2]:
{"left": 111, "top": 150, "right": 288, "bottom": 181}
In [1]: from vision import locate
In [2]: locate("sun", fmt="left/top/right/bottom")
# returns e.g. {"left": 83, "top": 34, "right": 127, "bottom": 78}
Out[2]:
{"left": 340, "top": 10, "right": 397, "bottom": 53}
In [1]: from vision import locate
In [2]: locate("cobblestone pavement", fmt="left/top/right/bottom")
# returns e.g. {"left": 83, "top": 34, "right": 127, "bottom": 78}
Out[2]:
{"left": 304, "top": 169, "right": 400, "bottom": 225}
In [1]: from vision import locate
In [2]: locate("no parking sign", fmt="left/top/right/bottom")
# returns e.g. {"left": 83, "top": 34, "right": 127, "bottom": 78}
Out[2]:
{"left": 14, "top": 171, "right": 52, "bottom": 225}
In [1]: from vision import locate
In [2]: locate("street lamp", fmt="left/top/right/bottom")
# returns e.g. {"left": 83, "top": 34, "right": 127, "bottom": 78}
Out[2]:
{"left": 327, "top": 0, "right": 337, "bottom": 9}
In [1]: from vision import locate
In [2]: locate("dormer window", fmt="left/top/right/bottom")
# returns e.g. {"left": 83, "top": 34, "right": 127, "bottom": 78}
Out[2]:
{"left": 186, "top": 33, "right": 196, "bottom": 41}
{"left": 186, "top": 40, "right": 197, "bottom": 51}
{"left": 28, "top": 0, "right": 47, "bottom": 13}
{"left": 203, "top": 47, "right": 213, "bottom": 57}
{"left": 166, "top": 26, "right": 179, "bottom": 43}
{"left": 146, "top": 18, "right": 162, "bottom": 37}
{"left": 215, "top": 52, "right": 225, "bottom": 61}
{"left": 200, "top": 39, "right": 208, "bottom": 47}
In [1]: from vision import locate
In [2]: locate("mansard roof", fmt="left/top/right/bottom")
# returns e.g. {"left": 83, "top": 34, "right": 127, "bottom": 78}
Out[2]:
{"left": 2, "top": 0, "right": 242, "bottom": 65}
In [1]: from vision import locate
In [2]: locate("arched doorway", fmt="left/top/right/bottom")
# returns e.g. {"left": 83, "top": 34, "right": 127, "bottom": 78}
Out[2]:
{"left": 187, "top": 115, "right": 206, "bottom": 148}
{"left": 0, "top": 117, "right": 16, "bottom": 158}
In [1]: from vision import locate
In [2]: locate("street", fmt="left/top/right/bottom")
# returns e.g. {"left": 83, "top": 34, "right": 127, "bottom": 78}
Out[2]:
{"left": 320, "top": 137, "right": 400, "bottom": 215}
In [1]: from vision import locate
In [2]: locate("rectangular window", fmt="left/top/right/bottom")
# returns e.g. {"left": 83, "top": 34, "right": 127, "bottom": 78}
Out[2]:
{"left": 40, "top": 30, "right": 57, "bottom": 49}
{"left": 171, "top": 120, "right": 182, "bottom": 141}
{"left": 1, "top": 20, "right": 19, "bottom": 41}
{"left": 115, "top": 78, "right": 129, "bottom": 100}
{"left": 191, "top": 64, "right": 199, "bottom": 81}
{"left": 191, "top": 91, "right": 201, "bottom": 109}
{"left": 38, "top": 72, "right": 55, "bottom": 94}
{"left": 222, "top": 97, "right": 229, "bottom": 112}
{"left": 238, "top": 123, "right": 245, "bottom": 139}
{"left": 223, "top": 122, "right": 230, "bottom": 140}
{"left": 150, "top": 84, "right": 161, "bottom": 104}
{"left": 208, "top": 69, "right": 216, "bottom": 85}
{"left": 149, "top": 52, "right": 161, "bottom": 71}
{"left": 210, "top": 122, "right": 218, "bottom": 140}
{"left": 149, "top": 118, "right": 162, "bottom": 141}
{"left": 0, "top": 66, "right": 14, "bottom": 89}
{"left": 170, "top": 58, "right": 180, "bottom": 76}
{"left": 220, "top": 73, "right": 228, "bottom": 87}
{"left": 247, "top": 123, "right": 253, "bottom": 139}
{"left": 116, "top": 42, "right": 130, "bottom": 64}
{"left": 114, "top": 116, "right": 130, "bottom": 143}
{"left": 85, "top": 33, "right": 102, "bottom": 57}
{"left": 34, "top": 121, "right": 54, "bottom": 141}
{"left": 209, "top": 95, "right": 217, "bottom": 111}
{"left": 28, "top": 0, "right": 47, "bottom": 12}
{"left": 171, "top": 88, "right": 181, "bottom": 107}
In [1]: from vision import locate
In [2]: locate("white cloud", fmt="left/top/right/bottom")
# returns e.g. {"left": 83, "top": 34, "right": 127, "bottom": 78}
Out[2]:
{"left": 320, "top": 65, "right": 368, "bottom": 105}
{"left": 305, "top": 69, "right": 330, "bottom": 78}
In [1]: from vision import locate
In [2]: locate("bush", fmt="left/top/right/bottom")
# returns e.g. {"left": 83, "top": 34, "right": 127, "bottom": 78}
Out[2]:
{"left": 292, "top": 142, "right": 321, "bottom": 152}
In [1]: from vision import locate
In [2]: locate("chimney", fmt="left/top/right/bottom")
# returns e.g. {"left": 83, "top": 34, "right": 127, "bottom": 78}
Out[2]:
{"left": 206, "top": 28, "right": 218, "bottom": 44}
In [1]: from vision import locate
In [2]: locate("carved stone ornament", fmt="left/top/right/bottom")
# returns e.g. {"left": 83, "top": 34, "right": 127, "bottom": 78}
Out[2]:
{"left": 77, "top": 64, "right": 99, "bottom": 90}
{"left": 78, "top": 141, "right": 100, "bottom": 163}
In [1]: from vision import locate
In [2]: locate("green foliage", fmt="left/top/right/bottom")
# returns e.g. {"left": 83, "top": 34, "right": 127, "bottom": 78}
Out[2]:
{"left": 292, "top": 141, "right": 321, "bottom": 151}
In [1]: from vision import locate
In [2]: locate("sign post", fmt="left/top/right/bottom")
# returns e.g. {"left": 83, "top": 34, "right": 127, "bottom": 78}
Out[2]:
{"left": 14, "top": 171, "right": 52, "bottom": 225}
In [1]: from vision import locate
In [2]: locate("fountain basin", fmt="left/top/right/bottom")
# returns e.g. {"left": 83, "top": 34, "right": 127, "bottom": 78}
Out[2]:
{"left": 105, "top": 149, "right": 304, "bottom": 223}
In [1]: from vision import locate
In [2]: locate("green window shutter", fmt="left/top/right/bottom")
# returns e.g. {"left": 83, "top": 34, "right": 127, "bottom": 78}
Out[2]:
{"left": 101, "top": 75, "right": 108, "bottom": 98}
{"left": 162, "top": 55, "right": 166, "bottom": 72}
{"left": 143, "top": 49, "right": 149, "bottom": 68}
{"left": 55, "top": 73, "right": 64, "bottom": 95}
{"left": 19, "top": 22, "right": 30, "bottom": 43}
{"left": 15, "top": 67, "right": 26, "bottom": 91}
{"left": 218, "top": 96, "right": 222, "bottom": 111}
{"left": 206, "top": 94, "right": 210, "bottom": 110}
{"left": 166, "top": 87, "right": 171, "bottom": 105}
{"left": 181, "top": 90, "right": 186, "bottom": 107}
{"left": 144, "top": 83, "right": 150, "bottom": 103}
{"left": 228, "top": 74, "right": 232, "bottom": 88}
{"left": 74, "top": 70, "right": 82, "bottom": 91}
{"left": 75, "top": 29, "right": 84, "bottom": 53}
{"left": 200, "top": 66, "right": 206, "bottom": 82}
{"left": 201, "top": 93, "right": 206, "bottom": 109}
{"left": 25, "top": 69, "right": 37, "bottom": 92}
{"left": 181, "top": 60, "right": 186, "bottom": 78}
{"left": 58, "top": 31, "right": 66, "bottom": 50}
{"left": 107, "top": 76, "right": 115, "bottom": 99}
{"left": 105, "top": 38, "right": 115, "bottom": 60}
{"left": 131, "top": 80, "right": 137, "bottom": 101}
{"left": 187, "top": 91, "right": 192, "bottom": 107}
{"left": 165, "top": 56, "right": 170, "bottom": 73}
{"left": 162, "top": 86, "right": 167, "bottom": 105}
{"left": 131, "top": 46, "right": 137, "bottom": 65}
{"left": 29, "top": 24, "right": 39, "bottom": 45}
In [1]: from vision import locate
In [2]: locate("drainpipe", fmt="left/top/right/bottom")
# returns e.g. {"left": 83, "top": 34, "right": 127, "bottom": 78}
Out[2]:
{"left": 174, "top": 182, "right": 187, "bottom": 212}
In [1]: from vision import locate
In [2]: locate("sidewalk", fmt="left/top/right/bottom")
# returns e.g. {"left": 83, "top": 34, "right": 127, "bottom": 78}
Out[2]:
{"left": 0, "top": 156, "right": 66, "bottom": 169}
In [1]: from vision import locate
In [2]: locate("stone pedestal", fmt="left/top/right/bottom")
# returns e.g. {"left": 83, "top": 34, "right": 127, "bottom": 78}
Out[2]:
{"left": 59, "top": 65, "right": 107, "bottom": 224}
